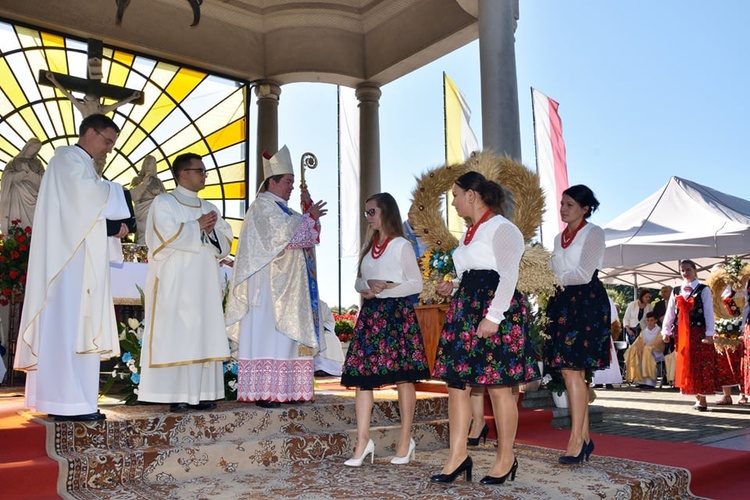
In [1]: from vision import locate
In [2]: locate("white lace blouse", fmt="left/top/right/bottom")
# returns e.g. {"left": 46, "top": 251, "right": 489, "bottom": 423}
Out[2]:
{"left": 452, "top": 214, "right": 525, "bottom": 324}
{"left": 551, "top": 223, "right": 605, "bottom": 286}
{"left": 354, "top": 236, "right": 423, "bottom": 299}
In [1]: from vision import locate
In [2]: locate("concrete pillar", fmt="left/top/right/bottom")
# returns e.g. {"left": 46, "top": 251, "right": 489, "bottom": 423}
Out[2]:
{"left": 355, "top": 83, "right": 382, "bottom": 245}
{"left": 254, "top": 81, "right": 281, "bottom": 190}
{"left": 478, "top": 0, "right": 521, "bottom": 160}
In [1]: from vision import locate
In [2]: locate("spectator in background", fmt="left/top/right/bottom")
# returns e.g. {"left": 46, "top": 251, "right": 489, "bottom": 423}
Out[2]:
{"left": 652, "top": 285, "right": 672, "bottom": 327}
{"left": 623, "top": 289, "right": 654, "bottom": 344}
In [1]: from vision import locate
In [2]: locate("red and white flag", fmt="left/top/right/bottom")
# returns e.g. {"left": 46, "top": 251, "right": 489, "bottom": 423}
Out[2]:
{"left": 532, "top": 88, "right": 569, "bottom": 250}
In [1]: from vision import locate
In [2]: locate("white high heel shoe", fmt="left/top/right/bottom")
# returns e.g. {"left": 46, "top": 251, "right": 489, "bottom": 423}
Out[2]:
{"left": 390, "top": 438, "right": 416, "bottom": 465}
{"left": 344, "top": 439, "right": 375, "bottom": 467}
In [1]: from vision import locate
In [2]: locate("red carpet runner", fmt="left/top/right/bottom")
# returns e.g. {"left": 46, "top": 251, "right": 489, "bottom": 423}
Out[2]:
{"left": 0, "top": 396, "right": 58, "bottom": 499}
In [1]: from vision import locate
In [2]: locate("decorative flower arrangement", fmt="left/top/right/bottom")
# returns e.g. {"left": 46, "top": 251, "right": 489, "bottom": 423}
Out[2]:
{"left": 102, "top": 318, "right": 144, "bottom": 405}
{"left": 0, "top": 219, "right": 31, "bottom": 305}
{"left": 724, "top": 256, "right": 747, "bottom": 288}
{"left": 714, "top": 317, "right": 744, "bottom": 353}
{"left": 716, "top": 317, "right": 743, "bottom": 337}
{"left": 223, "top": 358, "right": 238, "bottom": 398}
{"left": 418, "top": 248, "right": 456, "bottom": 304}
{"left": 333, "top": 312, "right": 357, "bottom": 343}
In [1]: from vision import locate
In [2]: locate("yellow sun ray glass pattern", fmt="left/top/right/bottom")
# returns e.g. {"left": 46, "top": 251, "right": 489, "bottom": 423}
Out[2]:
{"left": 0, "top": 20, "right": 249, "bottom": 251}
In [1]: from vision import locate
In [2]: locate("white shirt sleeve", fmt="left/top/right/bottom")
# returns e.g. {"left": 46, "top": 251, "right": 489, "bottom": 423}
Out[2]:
{"left": 661, "top": 292, "right": 677, "bottom": 338}
{"left": 485, "top": 222, "right": 524, "bottom": 324}
{"left": 701, "top": 285, "right": 715, "bottom": 337}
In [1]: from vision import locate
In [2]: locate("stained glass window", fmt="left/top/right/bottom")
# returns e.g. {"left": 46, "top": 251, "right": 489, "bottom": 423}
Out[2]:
{"left": 0, "top": 20, "right": 248, "bottom": 252}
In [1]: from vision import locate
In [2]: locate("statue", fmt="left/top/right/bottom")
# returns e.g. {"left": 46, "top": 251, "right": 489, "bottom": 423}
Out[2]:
{"left": 46, "top": 72, "right": 141, "bottom": 176}
{"left": 0, "top": 138, "right": 45, "bottom": 234}
{"left": 129, "top": 155, "right": 167, "bottom": 245}
{"left": 46, "top": 72, "right": 142, "bottom": 119}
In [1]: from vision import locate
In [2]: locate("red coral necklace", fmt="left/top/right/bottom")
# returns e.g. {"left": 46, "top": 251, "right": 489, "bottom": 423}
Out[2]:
{"left": 370, "top": 235, "right": 392, "bottom": 259}
{"left": 463, "top": 209, "right": 493, "bottom": 245}
{"left": 561, "top": 220, "right": 587, "bottom": 249}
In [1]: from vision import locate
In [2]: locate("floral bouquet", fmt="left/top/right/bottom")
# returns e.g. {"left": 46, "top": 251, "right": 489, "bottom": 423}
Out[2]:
{"left": 0, "top": 219, "right": 31, "bottom": 305}
{"left": 714, "top": 317, "right": 744, "bottom": 353}
{"left": 102, "top": 318, "right": 144, "bottom": 405}
{"left": 418, "top": 248, "right": 456, "bottom": 304}
{"left": 333, "top": 312, "right": 357, "bottom": 343}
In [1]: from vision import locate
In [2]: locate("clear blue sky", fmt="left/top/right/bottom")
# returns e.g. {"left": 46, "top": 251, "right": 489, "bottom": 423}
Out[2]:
{"left": 247, "top": 1, "right": 749, "bottom": 310}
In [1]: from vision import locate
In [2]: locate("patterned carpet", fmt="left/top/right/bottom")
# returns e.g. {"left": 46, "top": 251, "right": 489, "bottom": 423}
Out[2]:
{"left": 18, "top": 388, "right": 697, "bottom": 499}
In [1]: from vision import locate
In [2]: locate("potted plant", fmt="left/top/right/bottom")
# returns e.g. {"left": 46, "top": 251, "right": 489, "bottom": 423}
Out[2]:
{"left": 333, "top": 311, "right": 356, "bottom": 353}
{"left": 541, "top": 368, "right": 569, "bottom": 407}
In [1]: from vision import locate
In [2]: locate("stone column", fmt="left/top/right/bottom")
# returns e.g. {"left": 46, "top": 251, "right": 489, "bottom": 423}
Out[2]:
{"left": 355, "top": 83, "right": 382, "bottom": 246}
{"left": 478, "top": 0, "right": 521, "bottom": 160}
{"left": 254, "top": 81, "right": 281, "bottom": 191}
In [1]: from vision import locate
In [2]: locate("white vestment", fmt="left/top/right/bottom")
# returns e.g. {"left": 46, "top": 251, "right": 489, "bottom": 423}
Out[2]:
{"left": 226, "top": 191, "right": 320, "bottom": 402}
{"left": 313, "top": 301, "right": 344, "bottom": 377}
{"left": 16, "top": 145, "right": 128, "bottom": 415}
{"left": 137, "top": 186, "right": 233, "bottom": 404}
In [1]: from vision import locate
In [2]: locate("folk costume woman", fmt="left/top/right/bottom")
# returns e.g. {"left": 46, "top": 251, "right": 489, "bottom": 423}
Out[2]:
{"left": 661, "top": 259, "right": 718, "bottom": 411}
{"left": 431, "top": 172, "right": 539, "bottom": 486}
{"left": 341, "top": 193, "right": 429, "bottom": 467}
{"left": 545, "top": 184, "right": 611, "bottom": 464}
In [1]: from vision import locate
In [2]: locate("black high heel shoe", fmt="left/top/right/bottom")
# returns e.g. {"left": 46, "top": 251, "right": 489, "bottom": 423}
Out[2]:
{"left": 584, "top": 439, "right": 595, "bottom": 461}
{"left": 480, "top": 457, "right": 518, "bottom": 485}
{"left": 467, "top": 423, "right": 490, "bottom": 446}
{"left": 558, "top": 444, "right": 586, "bottom": 464}
{"left": 430, "top": 456, "right": 473, "bottom": 483}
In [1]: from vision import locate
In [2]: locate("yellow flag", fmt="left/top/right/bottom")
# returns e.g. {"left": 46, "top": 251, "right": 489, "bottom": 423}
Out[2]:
{"left": 444, "top": 73, "right": 479, "bottom": 239}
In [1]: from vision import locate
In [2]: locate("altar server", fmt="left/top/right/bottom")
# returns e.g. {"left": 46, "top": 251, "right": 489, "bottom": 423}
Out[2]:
{"left": 15, "top": 114, "right": 130, "bottom": 421}
{"left": 138, "top": 153, "right": 233, "bottom": 411}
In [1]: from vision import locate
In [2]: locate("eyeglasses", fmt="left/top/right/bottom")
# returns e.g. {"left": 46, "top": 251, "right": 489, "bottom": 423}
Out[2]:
{"left": 184, "top": 168, "right": 208, "bottom": 176}
{"left": 94, "top": 129, "right": 116, "bottom": 147}
{"left": 363, "top": 207, "right": 380, "bottom": 218}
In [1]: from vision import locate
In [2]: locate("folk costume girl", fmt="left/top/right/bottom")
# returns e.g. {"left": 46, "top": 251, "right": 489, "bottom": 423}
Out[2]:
{"left": 545, "top": 184, "right": 611, "bottom": 464}
{"left": 341, "top": 193, "right": 429, "bottom": 467}
{"left": 431, "top": 172, "right": 539, "bottom": 486}
{"left": 714, "top": 284, "right": 746, "bottom": 405}
{"left": 661, "top": 259, "right": 718, "bottom": 411}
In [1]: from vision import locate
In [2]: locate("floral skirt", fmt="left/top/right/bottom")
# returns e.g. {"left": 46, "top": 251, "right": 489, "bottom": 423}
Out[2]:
{"left": 673, "top": 325, "right": 720, "bottom": 395}
{"left": 341, "top": 296, "right": 430, "bottom": 390}
{"left": 432, "top": 269, "right": 540, "bottom": 388}
{"left": 545, "top": 273, "right": 611, "bottom": 370}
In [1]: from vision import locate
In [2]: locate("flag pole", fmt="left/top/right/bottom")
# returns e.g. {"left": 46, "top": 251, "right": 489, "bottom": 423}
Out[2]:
{"left": 336, "top": 86, "right": 342, "bottom": 312}
{"left": 530, "top": 86, "right": 545, "bottom": 247}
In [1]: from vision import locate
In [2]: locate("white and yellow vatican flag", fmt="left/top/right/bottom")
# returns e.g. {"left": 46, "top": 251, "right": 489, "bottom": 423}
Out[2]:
{"left": 444, "top": 72, "right": 479, "bottom": 239}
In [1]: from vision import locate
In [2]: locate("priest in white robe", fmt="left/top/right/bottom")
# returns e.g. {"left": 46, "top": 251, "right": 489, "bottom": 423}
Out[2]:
{"left": 137, "top": 153, "right": 233, "bottom": 412}
{"left": 225, "top": 146, "right": 328, "bottom": 408}
{"left": 15, "top": 114, "right": 130, "bottom": 421}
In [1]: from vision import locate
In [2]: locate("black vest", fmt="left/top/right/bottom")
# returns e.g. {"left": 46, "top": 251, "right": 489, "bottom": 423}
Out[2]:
{"left": 672, "top": 284, "right": 707, "bottom": 329}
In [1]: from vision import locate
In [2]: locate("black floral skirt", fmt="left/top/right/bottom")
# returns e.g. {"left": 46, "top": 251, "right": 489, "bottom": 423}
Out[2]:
{"left": 432, "top": 269, "right": 540, "bottom": 388}
{"left": 341, "top": 296, "right": 430, "bottom": 390}
{"left": 545, "top": 272, "right": 611, "bottom": 370}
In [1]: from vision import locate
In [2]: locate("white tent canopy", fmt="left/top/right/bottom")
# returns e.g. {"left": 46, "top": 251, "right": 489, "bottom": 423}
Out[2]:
{"left": 600, "top": 176, "right": 750, "bottom": 287}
